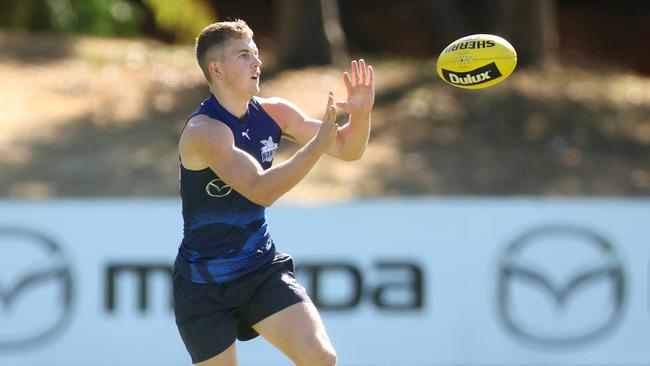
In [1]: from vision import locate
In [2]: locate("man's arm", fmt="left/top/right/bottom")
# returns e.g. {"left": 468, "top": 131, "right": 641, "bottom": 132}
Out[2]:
{"left": 262, "top": 59, "right": 375, "bottom": 161}
{"left": 183, "top": 93, "right": 338, "bottom": 207}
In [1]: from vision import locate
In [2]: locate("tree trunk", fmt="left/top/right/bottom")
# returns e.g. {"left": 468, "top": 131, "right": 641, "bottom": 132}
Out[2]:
{"left": 320, "top": 0, "right": 348, "bottom": 67}
{"left": 420, "top": 0, "right": 472, "bottom": 44}
{"left": 496, "top": 0, "right": 559, "bottom": 67}
{"left": 274, "top": 0, "right": 348, "bottom": 69}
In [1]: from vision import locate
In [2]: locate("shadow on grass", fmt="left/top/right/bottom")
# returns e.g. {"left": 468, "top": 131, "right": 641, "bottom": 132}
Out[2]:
{"left": 0, "top": 31, "right": 76, "bottom": 64}
{"left": 0, "top": 86, "right": 206, "bottom": 197}
{"left": 365, "top": 87, "right": 650, "bottom": 196}
{"left": 1, "top": 67, "right": 649, "bottom": 198}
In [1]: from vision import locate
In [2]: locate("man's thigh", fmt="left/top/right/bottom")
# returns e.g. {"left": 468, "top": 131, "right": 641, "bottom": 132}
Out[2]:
{"left": 173, "top": 271, "right": 239, "bottom": 364}
{"left": 252, "top": 301, "right": 334, "bottom": 362}
{"left": 236, "top": 252, "right": 310, "bottom": 340}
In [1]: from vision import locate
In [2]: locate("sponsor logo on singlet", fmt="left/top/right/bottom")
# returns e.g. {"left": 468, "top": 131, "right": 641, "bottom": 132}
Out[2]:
{"left": 205, "top": 179, "right": 232, "bottom": 198}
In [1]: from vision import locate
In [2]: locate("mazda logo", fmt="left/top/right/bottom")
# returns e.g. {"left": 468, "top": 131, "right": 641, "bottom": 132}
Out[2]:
{"left": 497, "top": 225, "right": 625, "bottom": 347}
{"left": 205, "top": 179, "right": 232, "bottom": 197}
{"left": 0, "top": 227, "right": 74, "bottom": 350}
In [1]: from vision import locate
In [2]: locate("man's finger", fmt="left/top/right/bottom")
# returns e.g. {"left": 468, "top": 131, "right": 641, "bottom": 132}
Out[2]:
{"left": 342, "top": 71, "right": 352, "bottom": 91}
{"left": 359, "top": 59, "right": 366, "bottom": 85}
{"left": 335, "top": 101, "right": 348, "bottom": 112}
{"left": 367, "top": 65, "right": 374, "bottom": 87}
{"left": 324, "top": 91, "right": 336, "bottom": 122}
{"left": 324, "top": 92, "right": 333, "bottom": 112}
{"left": 351, "top": 60, "right": 359, "bottom": 85}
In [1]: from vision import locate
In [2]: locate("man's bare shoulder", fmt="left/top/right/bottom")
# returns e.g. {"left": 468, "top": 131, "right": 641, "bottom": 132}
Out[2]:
{"left": 184, "top": 114, "right": 231, "bottom": 140}
{"left": 186, "top": 114, "right": 220, "bottom": 129}
{"left": 257, "top": 96, "right": 291, "bottom": 107}
{"left": 180, "top": 115, "right": 235, "bottom": 168}
{"left": 258, "top": 97, "right": 306, "bottom": 129}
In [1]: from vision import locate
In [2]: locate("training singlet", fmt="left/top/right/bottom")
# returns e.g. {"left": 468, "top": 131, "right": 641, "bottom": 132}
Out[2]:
{"left": 174, "top": 93, "right": 282, "bottom": 284}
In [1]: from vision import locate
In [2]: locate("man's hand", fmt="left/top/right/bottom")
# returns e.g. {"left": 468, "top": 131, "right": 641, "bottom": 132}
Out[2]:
{"left": 335, "top": 59, "right": 375, "bottom": 117}
{"left": 314, "top": 91, "right": 338, "bottom": 149}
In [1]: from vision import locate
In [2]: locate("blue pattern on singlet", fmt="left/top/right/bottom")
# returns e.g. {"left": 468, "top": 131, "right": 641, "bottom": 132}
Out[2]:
{"left": 174, "top": 93, "right": 282, "bottom": 284}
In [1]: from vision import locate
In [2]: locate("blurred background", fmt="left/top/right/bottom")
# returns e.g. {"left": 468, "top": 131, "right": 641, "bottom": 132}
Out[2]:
{"left": 1, "top": 1, "right": 649, "bottom": 366}
{"left": 1, "top": 0, "right": 648, "bottom": 200}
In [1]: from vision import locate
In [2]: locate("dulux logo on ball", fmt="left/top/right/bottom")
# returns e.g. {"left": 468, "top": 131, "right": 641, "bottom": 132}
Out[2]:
{"left": 497, "top": 225, "right": 625, "bottom": 347}
{"left": 441, "top": 62, "right": 502, "bottom": 86}
{"left": 0, "top": 227, "right": 74, "bottom": 350}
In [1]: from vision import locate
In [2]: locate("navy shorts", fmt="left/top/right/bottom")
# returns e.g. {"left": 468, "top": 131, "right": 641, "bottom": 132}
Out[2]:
{"left": 172, "top": 252, "right": 310, "bottom": 364}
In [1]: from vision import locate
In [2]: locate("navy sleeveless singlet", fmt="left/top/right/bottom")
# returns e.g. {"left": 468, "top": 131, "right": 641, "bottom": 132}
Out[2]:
{"left": 174, "top": 93, "right": 282, "bottom": 284}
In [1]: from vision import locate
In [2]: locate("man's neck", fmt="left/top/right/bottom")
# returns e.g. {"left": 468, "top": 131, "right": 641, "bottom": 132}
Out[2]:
{"left": 210, "top": 85, "right": 250, "bottom": 118}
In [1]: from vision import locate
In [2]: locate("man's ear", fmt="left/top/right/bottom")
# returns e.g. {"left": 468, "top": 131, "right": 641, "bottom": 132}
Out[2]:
{"left": 208, "top": 61, "right": 222, "bottom": 78}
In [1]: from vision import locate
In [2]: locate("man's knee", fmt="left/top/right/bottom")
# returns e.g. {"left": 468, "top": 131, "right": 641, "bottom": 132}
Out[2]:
{"left": 298, "top": 345, "right": 337, "bottom": 366}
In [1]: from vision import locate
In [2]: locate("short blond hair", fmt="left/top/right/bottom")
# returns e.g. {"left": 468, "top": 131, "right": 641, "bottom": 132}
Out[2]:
{"left": 195, "top": 19, "right": 254, "bottom": 82}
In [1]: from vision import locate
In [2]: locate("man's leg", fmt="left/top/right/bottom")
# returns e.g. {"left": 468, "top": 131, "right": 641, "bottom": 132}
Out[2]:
{"left": 252, "top": 302, "right": 336, "bottom": 366}
{"left": 195, "top": 342, "right": 238, "bottom": 366}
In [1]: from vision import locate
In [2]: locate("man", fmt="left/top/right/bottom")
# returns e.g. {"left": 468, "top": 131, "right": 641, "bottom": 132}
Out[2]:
{"left": 173, "top": 19, "right": 374, "bottom": 366}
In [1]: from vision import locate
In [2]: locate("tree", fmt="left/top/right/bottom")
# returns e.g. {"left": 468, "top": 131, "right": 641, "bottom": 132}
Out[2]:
{"left": 274, "top": 0, "right": 348, "bottom": 69}
{"left": 139, "top": 0, "right": 215, "bottom": 42}
{"left": 0, "top": 0, "right": 215, "bottom": 43}
{"left": 496, "top": 0, "right": 559, "bottom": 67}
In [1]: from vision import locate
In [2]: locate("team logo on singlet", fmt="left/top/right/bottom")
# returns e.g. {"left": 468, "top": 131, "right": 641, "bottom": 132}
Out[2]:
{"left": 260, "top": 136, "right": 278, "bottom": 163}
{"left": 205, "top": 179, "right": 232, "bottom": 197}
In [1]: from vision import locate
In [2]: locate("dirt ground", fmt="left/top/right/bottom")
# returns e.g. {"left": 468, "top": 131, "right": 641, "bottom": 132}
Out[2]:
{"left": 1, "top": 32, "right": 649, "bottom": 202}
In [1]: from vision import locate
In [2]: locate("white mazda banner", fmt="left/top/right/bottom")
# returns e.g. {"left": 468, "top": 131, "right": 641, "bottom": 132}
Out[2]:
{"left": 0, "top": 198, "right": 649, "bottom": 366}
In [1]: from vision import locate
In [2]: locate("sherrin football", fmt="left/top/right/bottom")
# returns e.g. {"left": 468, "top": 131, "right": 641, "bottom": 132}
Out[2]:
{"left": 436, "top": 34, "right": 517, "bottom": 89}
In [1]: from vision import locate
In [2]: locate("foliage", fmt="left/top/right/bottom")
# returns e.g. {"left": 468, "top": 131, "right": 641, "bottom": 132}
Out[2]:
{"left": 141, "top": 0, "right": 215, "bottom": 42}
{"left": 0, "top": 0, "right": 141, "bottom": 36}
{"left": 0, "top": 0, "right": 215, "bottom": 42}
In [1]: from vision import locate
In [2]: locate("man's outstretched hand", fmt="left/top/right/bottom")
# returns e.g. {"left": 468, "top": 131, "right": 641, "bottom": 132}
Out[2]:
{"left": 335, "top": 59, "right": 375, "bottom": 117}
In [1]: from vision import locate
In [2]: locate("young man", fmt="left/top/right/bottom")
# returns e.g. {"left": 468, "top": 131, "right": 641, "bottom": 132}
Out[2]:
{"left": 173, "top": 19, "right": 374, "bottom": 366}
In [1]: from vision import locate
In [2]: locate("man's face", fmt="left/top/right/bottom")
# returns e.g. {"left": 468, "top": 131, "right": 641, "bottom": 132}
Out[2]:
{"left": 216, "top": 37, "right": 262, "bottom": 97}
